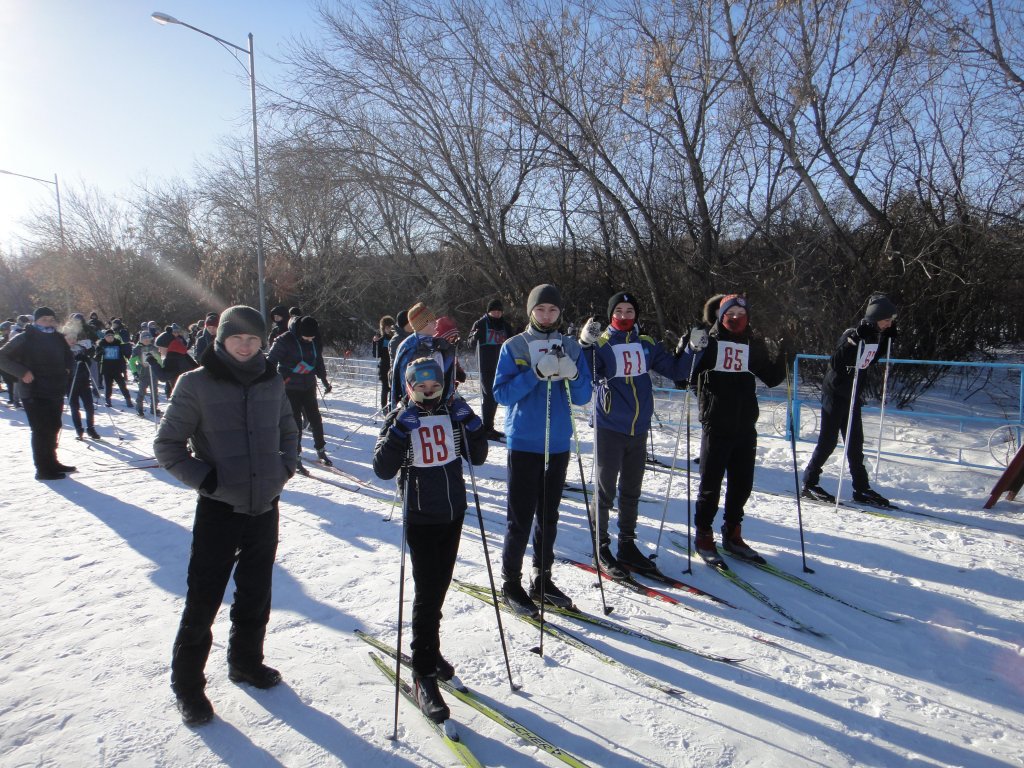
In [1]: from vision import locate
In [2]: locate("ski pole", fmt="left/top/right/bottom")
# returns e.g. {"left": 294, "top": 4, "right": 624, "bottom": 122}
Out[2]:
{"left": 834, "top": 341, "right": 865, "bottom": 511}
{"left": 150, "top": 364, "right": 159, "bottom": 422}
{"left": 566, "top": 378, "right": 612, "bottom": 616}
{"left": 786, "top": 362, "right": 814, "bottom": 573}
{"left": 872, "top": 337, "right": 893, "bottom": 481}
{"left": 653, "top": 353, "right": 699, "bottom": 560}
{"left": 461, "top": 424, "right": 520, "bottom": 691}
{"left": 390, "top": 464, "right": 410, "bottom": 740}
{"left": 531, "top": 379, "right": 553, "bottom": 657}
{"left": 684, "top": 373, "right": 693, "bottom": 574}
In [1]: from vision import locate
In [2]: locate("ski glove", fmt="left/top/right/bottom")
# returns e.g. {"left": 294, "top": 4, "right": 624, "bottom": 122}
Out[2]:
{"left": 321, "top": 380, "right": 333, "bottom": 394}
{"left": 579, "top": 317, "right": 602, "bottom": 347}
{"left": 450, "top": 396, "right": 483, "bottom": 432}
{"left": 557, "top": 354, "right": 578, "bottom": 381}
{"left": 392, "top": 406, "right": 421, "bottom": 439}
{"left": 535, "top": 352, "right": 561, "bottom": 380}
{"left": 688, "top": 327, "right": 709, "bottom": 351}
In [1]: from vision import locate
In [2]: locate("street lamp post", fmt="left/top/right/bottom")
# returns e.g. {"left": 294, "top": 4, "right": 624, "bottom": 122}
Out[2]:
{"left": 0, "top": 169, "right": 65, "bottom": 250}
{"left": 151, "top": 11, "right": 267, "bottom": 318}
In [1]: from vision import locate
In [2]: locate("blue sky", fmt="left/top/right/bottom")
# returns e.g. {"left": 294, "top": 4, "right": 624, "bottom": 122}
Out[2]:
{"left": 0, "top": 0, "right": 328, "bottom": 252}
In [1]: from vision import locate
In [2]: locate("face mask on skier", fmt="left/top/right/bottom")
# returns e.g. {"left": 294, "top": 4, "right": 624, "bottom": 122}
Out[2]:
{"left": 405, "top": 357, "right": 444, "bottom": 410}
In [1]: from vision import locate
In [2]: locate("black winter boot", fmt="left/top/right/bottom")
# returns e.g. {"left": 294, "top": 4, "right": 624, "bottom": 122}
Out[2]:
{"left": 414, "top": 673, "right": 450, "bottom": 723}
{"left": 175, "top": 689, "right": 214, "bottom": 726}
{"left": 228, "top": 663, "right": 282, "bottom": 689}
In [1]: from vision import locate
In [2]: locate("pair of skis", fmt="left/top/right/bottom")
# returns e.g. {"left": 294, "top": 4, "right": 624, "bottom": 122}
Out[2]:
{"left": 359, "top": 631, "right": 592, "bottom": 768}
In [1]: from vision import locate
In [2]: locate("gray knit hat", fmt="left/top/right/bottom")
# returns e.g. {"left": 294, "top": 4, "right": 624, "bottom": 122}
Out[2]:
{"left": 526, "top": 284, "right": 562, "bottom": 316}
{"left": 216, "top": 305, "right": 268, "bottom": 346}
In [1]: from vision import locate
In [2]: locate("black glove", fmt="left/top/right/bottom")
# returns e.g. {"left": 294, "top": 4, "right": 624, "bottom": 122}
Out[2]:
{"left": 391, "top": 405, "right": 420, "bottom": 440}
{"left": 200, "top": 468, "right": 218, "bottom": 494}
{"left": 322, "top": 380, "right": 333, "bottom": 394}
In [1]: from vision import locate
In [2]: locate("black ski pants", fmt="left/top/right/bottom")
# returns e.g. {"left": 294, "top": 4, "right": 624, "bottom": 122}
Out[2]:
{"left": 595, "top": 427, "right": 647, "bottom": 545}
{"left": 2, "top": 372, "right": 17, "bottom": 404}
{"left": 68, "top": 374, "right": 95, "bottom": 434}
{"left": 501, "top": 449, "right": 570, "bottom": 582}
{"left": 407, "top": 518, "right": 463, "bottom": 677}
{"left": 802, "top": 396, "right": 869, "bottom": 492}
{"left": 694, "top": 427, "right": 757, "bottom": 532}
{"left": 136, "top": 367, "right": 159, "bottom": 415}
{"left": 102, "top": 362, "right": 131, "bottom": 406}
{"left": 23, "top": 396, "right": 64, "bottom": 471}
{"left": 477, "top": 347, "right": 500, "bottom": 432}
{"left": 170, "top": 497, "right": 279, "bottom": 695}
{"left": 378, "top": 365, "right": 391, "bottom": 412}
{"left": 286, "top": 387, "right": 325, "bottom": 455}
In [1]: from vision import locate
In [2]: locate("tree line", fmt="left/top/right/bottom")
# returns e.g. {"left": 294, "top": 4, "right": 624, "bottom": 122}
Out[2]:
{"left": 3, "top": 0, "right": 1021, "bottom": 400}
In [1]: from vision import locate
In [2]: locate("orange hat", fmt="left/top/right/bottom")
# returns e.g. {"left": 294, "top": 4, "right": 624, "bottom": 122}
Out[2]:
{"left": 407, "top": 302, "right": 436, "bottom": 332}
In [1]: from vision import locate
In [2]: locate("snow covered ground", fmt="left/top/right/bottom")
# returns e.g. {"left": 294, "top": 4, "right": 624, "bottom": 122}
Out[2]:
{"left": 0, "top": 378, "right": 1021, "bottom": 768}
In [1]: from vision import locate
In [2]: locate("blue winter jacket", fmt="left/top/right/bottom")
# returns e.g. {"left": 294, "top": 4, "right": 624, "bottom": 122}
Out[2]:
{"left": 493, "top": 325, "right": 592, "bottom": 454}
{"left": 589, "top": 328, "right": 699, "bottom": 437}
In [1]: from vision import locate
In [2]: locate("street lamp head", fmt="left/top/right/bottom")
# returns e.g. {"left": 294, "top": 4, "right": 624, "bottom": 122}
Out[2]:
{"left": 151, "top": 12, "right": 180, "bottom": 25}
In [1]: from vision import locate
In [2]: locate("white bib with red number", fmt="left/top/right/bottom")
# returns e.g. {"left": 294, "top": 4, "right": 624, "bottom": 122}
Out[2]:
{"left": 613, "top": 342, "right": 647, "bottom": 378}
{"left": 714, "top": 341, "right": 749, "bottom": 373}
{"left": 528, "top": 338, "right": 562, "bottom": 368}
{"left": 410, "top": 416, "right": 458, "bottom": 468}
{"left": 857, "top": 343, "right": 879, "bottom": 370}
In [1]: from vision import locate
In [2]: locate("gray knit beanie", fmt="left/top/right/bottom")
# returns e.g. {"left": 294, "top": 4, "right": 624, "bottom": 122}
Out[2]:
{"left": 216, "top": 305, "right": 268, "bottom": 346}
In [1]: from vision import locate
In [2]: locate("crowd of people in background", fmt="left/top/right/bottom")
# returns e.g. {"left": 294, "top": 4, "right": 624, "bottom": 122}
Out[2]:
{"left": 0, "top": 285, "right": 898, "bottom": 729}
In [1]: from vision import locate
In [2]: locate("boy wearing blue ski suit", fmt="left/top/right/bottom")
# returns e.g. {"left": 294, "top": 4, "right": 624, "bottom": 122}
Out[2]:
{"left": 494, "top": 284, "right": 592, "bottom": 616}
{"left": 580, "top": 291, "right": 705, "bottom": 576}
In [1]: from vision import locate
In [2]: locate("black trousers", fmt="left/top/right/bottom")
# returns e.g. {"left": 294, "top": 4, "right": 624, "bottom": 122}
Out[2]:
{"left": 802, "top": 397, "right": 869, "bottom": 492}
{"left": 501, "top": 449, "right": 571, "bottom": 581}
{"left": 378, "top": 366, "right": 391, "bottom": 411}
{"left": 170, "top": 497, "right": 279, "bottom": 695}
{"left": 694, "top": 428, "right": 757, "bottom": 531}
{"left": 407, "top": 518, "right": 463, "bottom": 677}
{"left": 68, "top": 378, "right": 95, "bottom": 434}
{"left": 22, "top": 397, "right": 64, "bottom": 471}
{"left": 595, "top": 427, "right": 648, "bottom": 544}
{"left": 477, "top": 348, "right": 500, "bottom": 431}
{"left": 102, "top": 363, "right": 131, "bottom": 405}
{"left": 287, "top": 388, "right": 325, "bottom": 454}
{"left": 1, "top": 372, "right": 17, "bottom": 403}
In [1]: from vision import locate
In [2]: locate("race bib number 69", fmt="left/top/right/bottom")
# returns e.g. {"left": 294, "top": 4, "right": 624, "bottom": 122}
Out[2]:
{"left": 411, "top": 415, "right": 457, "bottom": 467}
{"left": 715, "top": 341, "right": 749, "bottom": 373}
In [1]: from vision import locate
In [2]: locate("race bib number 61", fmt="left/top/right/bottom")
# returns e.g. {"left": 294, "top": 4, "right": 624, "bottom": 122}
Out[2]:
{"left": 411, "top": 415, "right": 457, "bottom": 467}
{"left": 715, "top": 341, "right": 749, "bottom": 373}
{"left": 613, "top": 342, "right": 647, "bottom": 378}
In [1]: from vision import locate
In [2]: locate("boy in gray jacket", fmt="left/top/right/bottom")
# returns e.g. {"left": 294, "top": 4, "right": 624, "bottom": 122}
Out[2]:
{"left": 154, "top": 305, "right": 298, "bottom": 726}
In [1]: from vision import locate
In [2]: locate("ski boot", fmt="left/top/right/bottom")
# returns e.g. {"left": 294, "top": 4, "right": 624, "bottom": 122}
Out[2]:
{"left": 316, "top": 448, "right": 333, "bottom": 467}
{"left": 87, "top": 427, "right": 102, "bottom": 440}
{"left": 597, "top": 542, "right": 628, "bottom": 579}
{"left": 175, "top": 689, "right": 214, "bottom": 726}
{"left": 529, "top": 569, "right": 576, "bottom": 610}
{"left": 616, "top": 538, "right": 658, "bottom": 574}
{"left": 295, "top": 459, "right": 310, "bottom": 477}
{"left": 695, "top": 527, "right": 726, "bottom": 569}
{"left": 721, "top": 522, "right": 765, "bottom": 564}
{"left": 802, "top": 484, "right": 836, "bottom": 503}
{"left": 413, "top": 673, "right": 450, "bottom": 724}
{"left": 501, "top": 577, "right": 539, "bottom": 617}
{"left": 852, "top": 488, "right": 891, "bottom": 508}
{"left": 228, "top": 663, "right": 282, "bottom": 689}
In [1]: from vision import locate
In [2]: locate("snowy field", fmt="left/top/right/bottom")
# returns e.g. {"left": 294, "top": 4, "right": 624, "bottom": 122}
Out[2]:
{"left": 0, "top": 377, "right": 1022, "bottom": 768}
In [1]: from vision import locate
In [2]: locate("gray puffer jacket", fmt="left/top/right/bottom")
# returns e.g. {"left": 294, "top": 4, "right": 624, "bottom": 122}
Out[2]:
{"left": 154, "top": 347, "right": 298, "bottom": 515}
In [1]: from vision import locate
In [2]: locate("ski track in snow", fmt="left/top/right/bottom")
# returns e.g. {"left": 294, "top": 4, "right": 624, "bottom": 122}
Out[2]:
{"left": 0, "top": 385, "right": 1022, "bottom": 768}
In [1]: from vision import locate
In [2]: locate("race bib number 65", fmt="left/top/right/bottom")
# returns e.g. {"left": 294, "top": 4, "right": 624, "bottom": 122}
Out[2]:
{"left": 715, "top": 341, "right": 749, "bottom": 373}
{"left": 411, "top": 415, "right": 457, "bottom": 468}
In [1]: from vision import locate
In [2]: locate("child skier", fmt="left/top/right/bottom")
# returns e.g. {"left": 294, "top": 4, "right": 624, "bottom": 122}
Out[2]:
{"left": 372, "top": 357, "right": 489, "bottom": 724}
{"left": 97, "top": 328, "right": 133, "bottom": 409}
{"left": 130, "top": 331, "right": 161, "bottom": 417}
{"left": 494, "top": 284, "right": 592, "bottom": 615}
{"left": 690, "top": 294, "right": 788, "bottom": 565}
{"left": 66, "top": 331, "right": 101, "bottom": 440}
{"left": 579, "top": 291, "right": 706, "bottom": 576}
{"left": 802, "top": 293, "right": 898, "bottom": 507}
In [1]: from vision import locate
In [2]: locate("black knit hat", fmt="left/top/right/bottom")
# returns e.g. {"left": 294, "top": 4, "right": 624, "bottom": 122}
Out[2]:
{"left": 527, "top": 284, "right": 562, "bottom": 316}
{"left": 33, "top": 307, "right": 56, "bottom": 321}
{"left": 288, "top": 306, "right": 302, "bottom": 317}
{"left": 396, "top": 310, "right": 409, "bottom": 329}
{"left": 607, "top": 291, "right": 640, "bottom": 320}
{"left": 295, "top": 316, "right": 319, "bottom": 338}
{"left": 487, "top": 298, "right": 504, "bottom": 312}
{"left": 216, "top": 305, "right": 268, "bottom": 346}
{"left": 864, "top": 293, "right": 897, "bottom": 323}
